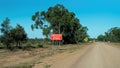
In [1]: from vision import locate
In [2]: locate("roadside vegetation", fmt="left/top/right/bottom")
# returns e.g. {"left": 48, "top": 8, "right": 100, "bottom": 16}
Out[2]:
{"left": 0, "top": 18, "right": 27, "bottom": 50}
{"left": 97, "top": 27, "right": 120, "bottom": 42}
{"left": 0, "top": 4, "right": 89, "bottom": 50}
{"left": 0, "top": 43, "right": 88, "bottom": 68}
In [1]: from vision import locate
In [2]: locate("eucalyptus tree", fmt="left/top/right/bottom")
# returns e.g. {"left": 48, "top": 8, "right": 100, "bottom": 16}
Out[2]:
{"left": 97, "top": 27, "right": 120, "bottom": 42}
{"left": 0, "top": 18, "right": 27, "bottom": 49}
{"left": 106, "top": 27, "right": 120, "bottom": 42}
{"left": 10, "top": 24, "right": 27, "bottom": 47}
{"left": 0, "top": 18, "right": 13, "bottom": 48}
{"left": 31, "top": 4, "right": 88, "bottom": 44}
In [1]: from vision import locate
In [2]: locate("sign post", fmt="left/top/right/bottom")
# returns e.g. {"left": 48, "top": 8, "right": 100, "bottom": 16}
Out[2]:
{"left": 50, "top": 34, "right": 62, "bottom": 50}
{"left": 84, "top": 37, "right": 88, "bottom": 42}
{"left": 50, "top": 34, "right": 62, "bottom": 40}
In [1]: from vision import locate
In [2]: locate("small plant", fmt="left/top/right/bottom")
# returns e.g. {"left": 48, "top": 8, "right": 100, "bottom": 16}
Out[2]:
{"left": 0, "top": 45, "right": 4, "bottom": 49}
{"left": 3, "top": 64, "right": 33, "bottom": 68}
{"left": 44, "top": 64, "right": 51, "bottom": 68}
{"left": 37, "top": 44, "right": 44, "bottom": 48}
{"left": 22, "top": 42, "right": 35, "bottom": 50}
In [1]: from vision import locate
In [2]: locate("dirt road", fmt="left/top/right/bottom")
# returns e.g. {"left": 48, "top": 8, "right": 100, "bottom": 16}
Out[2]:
{"left": 34, "top": 42, "right": 120, "bottom": 68}
{"left": 71, "top": 42, "right": 120, "bottom": 68}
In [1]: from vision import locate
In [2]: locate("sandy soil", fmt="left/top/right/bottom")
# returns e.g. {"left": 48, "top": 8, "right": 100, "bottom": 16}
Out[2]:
{"left": 0, "top": 44, "right": 85, "bottom": 68}
{"left": 33, "top": 42, "right": 120, "bottom": 68}
{"left": 0, "top": 48, "right": 51, "bottom": 67}
{"left": 1, "top": 42, "right": 120, "bottom": 68}
{"left": 33, "top": 43, "right": 93, "bottom": 68}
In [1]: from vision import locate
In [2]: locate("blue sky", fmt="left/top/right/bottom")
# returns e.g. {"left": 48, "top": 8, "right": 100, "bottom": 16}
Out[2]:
{"left": 0, "top": 0, "right": 120, "bottom": 38}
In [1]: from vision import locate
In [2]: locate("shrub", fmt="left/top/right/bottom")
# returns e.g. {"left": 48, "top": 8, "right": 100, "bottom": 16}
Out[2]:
{"left": 37, "top": 44, "right": 44, "bottom": 48}
{"left": 22, "top": 43, "right": 35, "bottom": 50}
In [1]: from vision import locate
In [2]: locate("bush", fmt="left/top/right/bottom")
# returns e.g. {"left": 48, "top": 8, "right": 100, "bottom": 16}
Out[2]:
{"left": 0, "top": 44, "right": 4, "bottom": 49}
{"left": 37, "top": 44, "right": 44, "bottom": 48}
{"left": 3, "top": 64, "right": 33, "bottom": 68}
{"left": 22, "top": 43, "right": 36, "bottom": 50}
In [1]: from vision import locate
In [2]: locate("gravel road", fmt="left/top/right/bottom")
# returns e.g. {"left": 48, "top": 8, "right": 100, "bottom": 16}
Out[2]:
{"left": 71, "top": 42, "right": 120, "bottom": 68}
{"left": 34, "top": 42, "right": 120, "bottom": 68}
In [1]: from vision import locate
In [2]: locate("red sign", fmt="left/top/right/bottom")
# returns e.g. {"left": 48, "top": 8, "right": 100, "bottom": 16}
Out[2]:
{"left": 50, "top": 34, "right": 62, "bottom": 40}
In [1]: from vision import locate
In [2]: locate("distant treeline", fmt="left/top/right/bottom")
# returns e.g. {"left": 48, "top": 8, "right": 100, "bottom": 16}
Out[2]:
{"left": 97, "top": 27, "right": 120, "bottom": 42}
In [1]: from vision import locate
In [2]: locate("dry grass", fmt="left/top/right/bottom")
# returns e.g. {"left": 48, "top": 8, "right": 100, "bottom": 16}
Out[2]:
{"left": 107, "top": 42, "right": 120, "bottom": 48}
{"left": 0, "top": 43, "right": 90, "bottom": 68}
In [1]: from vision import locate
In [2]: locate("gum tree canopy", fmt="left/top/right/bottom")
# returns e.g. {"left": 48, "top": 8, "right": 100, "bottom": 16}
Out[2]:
{"left": 31, "top": 4, "right": 88, "bottom": 44}
{"left": 0, "top": 18, "right": 27, "bottom": 48}
{"left": 97, "top": 27, "right": 120, "bottom": 42}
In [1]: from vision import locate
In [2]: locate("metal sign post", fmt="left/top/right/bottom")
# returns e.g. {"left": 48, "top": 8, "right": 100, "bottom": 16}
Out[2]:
{"left": 50, "top": 34, "right": 62, "bottom": 50}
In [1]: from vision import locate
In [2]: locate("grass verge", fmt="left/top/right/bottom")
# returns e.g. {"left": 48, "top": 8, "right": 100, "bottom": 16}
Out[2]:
{"left": 0, "top": 43, "right": 91, "bottom": 68}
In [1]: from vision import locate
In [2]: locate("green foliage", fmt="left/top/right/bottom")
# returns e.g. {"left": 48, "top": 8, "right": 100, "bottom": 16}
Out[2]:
{"left": 74, "top": 27, "right": 88, "bottom": 43}
{"left": 31, "top": 4, "right": 88, "bottom": 44}
{"left": 0, "top": 18, "right": 13, "bottom": 48}
{"left": 10, "top": 24, "right": 27, "bottom": 47}
{"left": 0, "top": 17, "right": 12, "bottom": 34}
{"left": 97, "top": 27, "right": 120, "bottom": 42}
{"left": 31, "top": 11, "right": 44, "bottom": 30}
{"left": 3, "top": 64, "right": 33, "bottom": 68}
{"left": 43, "top": 26, "right": 51, "bottom": 39}
{"left": 22, "top": 44, "right": 35, "bottom": 50}
{"left": 106, "top": 27, "right": 120, "bottom": 42}
{"left": 0, "top": 18, "right": 27, "bottom": 49}
{"left": 97, "top": 34, "right": 105, "bottom": 41}
{"left": 37, "top": 44, "right": 44, "bottom": 48}
{"left": 44, "top": 64, "right": 51, "bottom": 68}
